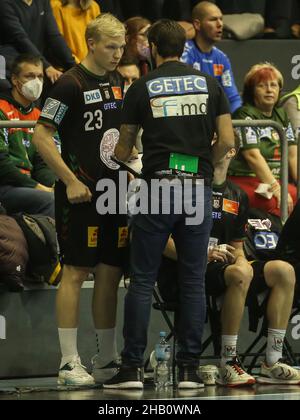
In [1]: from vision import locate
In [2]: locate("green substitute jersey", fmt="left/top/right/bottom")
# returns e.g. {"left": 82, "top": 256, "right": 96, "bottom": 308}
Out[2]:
{"left": 228, "top": 103, "right": 296, "bottom": 179}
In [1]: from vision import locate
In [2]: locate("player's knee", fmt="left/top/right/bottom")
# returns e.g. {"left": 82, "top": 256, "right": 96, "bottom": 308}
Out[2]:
{"left": 266, "top": 260, "right": 295, "bottom": 289}
{"left": 227, "top": 263, "right": 253, "bottom": 292}
{"left": 61, "top": 266, "right": 88, "bottom": 287}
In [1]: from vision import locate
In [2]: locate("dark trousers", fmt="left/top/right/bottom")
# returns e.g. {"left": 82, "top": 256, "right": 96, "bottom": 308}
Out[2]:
{"left": 122, "top": 184, "right": 212, "bottom": 367}
{"left": 0, "top": 186, "right": 54, "bottom": 217}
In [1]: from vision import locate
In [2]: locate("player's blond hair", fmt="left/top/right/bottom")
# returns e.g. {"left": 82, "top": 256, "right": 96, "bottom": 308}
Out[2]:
{"left": 85, "top": 13, "right": 126, "bottom": 43}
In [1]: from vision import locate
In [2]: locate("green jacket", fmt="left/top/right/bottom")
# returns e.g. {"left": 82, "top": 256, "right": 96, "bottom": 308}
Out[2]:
{"left": 281, "top": 85, "right": 300, "bottom": 110}
{"left": 0, "top": 91, "right": 55, "bottom": 188}
{"left": 229, "top": 103, "right": 296, "bottom": 179}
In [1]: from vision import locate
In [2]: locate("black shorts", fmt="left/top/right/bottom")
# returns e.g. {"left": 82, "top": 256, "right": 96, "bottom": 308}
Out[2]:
{"left": 205, "top": 261, "right": 229, "bottom": 297}
{"left": 55, "top": 181, "right": 128, "bottom": 268}
{"left": 248, "top": 260, "right": 268, "bottom": 295}
{"left": 205, "top": 260, "right": 268, "bottom": 297}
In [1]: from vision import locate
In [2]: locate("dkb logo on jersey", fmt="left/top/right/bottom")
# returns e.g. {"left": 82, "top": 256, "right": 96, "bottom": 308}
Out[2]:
{"left": 84, "top": 89, "right": 102, "bottom": 104}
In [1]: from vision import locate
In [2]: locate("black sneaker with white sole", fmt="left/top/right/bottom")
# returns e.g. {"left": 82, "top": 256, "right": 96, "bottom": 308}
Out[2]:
{"left": 103, "top": 366, "right": 144, "bottom": 389}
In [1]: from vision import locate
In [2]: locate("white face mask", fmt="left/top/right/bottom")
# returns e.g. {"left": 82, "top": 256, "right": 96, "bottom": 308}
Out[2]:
{"left": 136, "top": 43, "right": 150, "bottom": 61}
{"left": 21, "top": 78, "right": 43, "bottom": 101}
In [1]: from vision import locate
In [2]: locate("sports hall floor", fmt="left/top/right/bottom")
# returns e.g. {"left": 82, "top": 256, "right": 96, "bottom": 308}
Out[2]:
{"left": 1, "top": 377, "right": 300, "bottom": 400}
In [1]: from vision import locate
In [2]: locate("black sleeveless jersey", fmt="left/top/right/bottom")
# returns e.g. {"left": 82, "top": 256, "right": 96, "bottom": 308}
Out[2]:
{"left": 211, "top": 180, "right": 248, "bottom": 244}
{"left": 39, "top": 64, "right": 124, "bottom": 188}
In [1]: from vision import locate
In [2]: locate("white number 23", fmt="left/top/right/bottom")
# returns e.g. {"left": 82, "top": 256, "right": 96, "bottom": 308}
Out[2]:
{"left": 84, "top": 110, "right": 103, "bottom": 131}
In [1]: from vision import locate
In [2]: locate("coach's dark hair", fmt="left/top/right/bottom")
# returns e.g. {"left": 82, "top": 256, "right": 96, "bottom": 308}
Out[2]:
{"left": 148, "top": 19, "right": 186, "bottom": 58}
{"left": 11, "top": 54, "right": 43, "bottom": 77}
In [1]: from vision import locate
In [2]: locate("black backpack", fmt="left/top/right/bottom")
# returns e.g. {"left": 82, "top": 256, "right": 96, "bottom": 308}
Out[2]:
{"left": 0, "top": 207, "right": 29, "bottom": 292}
{"left": 13, "top": 214, "right": 62, "bottom": 285}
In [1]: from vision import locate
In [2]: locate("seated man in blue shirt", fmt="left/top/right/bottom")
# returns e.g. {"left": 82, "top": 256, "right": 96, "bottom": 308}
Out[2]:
{"left": 181, "top": 1, "right": 241, "bottom": 113}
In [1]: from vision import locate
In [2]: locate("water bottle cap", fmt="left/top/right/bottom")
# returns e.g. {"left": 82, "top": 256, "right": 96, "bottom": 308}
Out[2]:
{"left": 159, "top": 331, "right": 166, "bottom": 337}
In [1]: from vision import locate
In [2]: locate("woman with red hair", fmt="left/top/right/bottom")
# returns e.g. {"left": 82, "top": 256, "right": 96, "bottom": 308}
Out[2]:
{"left": 124, "top": 16, "right": 151, "bottom": 76}
{"left": 228, "top": 63, "right": 298, "bottom": 217}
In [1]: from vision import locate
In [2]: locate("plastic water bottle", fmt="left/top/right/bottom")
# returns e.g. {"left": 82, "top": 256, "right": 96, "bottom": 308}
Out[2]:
{"left": 154, "top": 331, "right": 171, "bottom": 389}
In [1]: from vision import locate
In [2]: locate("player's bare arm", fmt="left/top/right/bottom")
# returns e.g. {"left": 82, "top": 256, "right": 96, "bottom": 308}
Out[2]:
{"left": 32, "top": 123, "right": 92, "bottom": 203}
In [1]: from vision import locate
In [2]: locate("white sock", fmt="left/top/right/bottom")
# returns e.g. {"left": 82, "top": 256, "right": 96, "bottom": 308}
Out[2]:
{"left": 220, "top": 335, "right": 238, "bottom": 367}
{"left": 95, "top": 328, "right": 118, "bottom": 364}
{"left": 58, "top": 328, "right": 78, "bottom": 368}
{"left": 266, "top": 328, "right": 286, "bottom": 366}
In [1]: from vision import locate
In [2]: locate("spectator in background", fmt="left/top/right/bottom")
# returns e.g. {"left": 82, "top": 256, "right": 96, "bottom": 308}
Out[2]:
{"left": 117, "top": 54, "right": 141, "bottom": 93}
{"left": 51, "top": 0, "right": 100, "bottom": 64}
{"left": 0, "top": 54, "right": 55, "bottom": 217}
{"left": 177, "top": 21, "right": 196, "bottom": 40}
{"left": 229, "top": 63, "right": 298, "bottom": 217}
{"left": 124, "top": 16, "right": 151, "bottom": 76}
{"left": 96, "top": 0, "right": 123, "bottom": 20}
{"left": 217, "top": 0, "right": 293, "bottom": 38}
{"left": 263, "top": 0, "right": 293, "bottom": 38}
{"left": 0, "top": 0, "right": 75, "bottom": 84}
{"left": 280, "top": 84, "right": 300, "bottom": 136}
{"left": 117, "top": 54, "right": 142, "bottom": 153}
{"left": 291, "top": 0, "right": 300, "bottom": 38}
{"left": 181, "top": 1, "right": 241, "bottom": 113}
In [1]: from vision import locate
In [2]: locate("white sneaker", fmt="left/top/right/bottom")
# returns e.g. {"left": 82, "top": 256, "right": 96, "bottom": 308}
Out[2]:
{"left": 91, "top": 354, "right": 121, "bottom": 383}
{"left": 257, "top": 360, "right": 300, "bottom": 385}
{"left": 216, "top": 357, "right": 256, "bottom": 387}
{"left": 58, "top": 356, "right": 95, "bottom": 386}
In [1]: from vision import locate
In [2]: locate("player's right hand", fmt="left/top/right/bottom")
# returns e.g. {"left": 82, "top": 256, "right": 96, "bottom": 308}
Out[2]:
{"left": 207, "top": 244, "right": 235, "bottom": 264}
{"left": 66, "top": 179, "right": 92, "bottom": 204}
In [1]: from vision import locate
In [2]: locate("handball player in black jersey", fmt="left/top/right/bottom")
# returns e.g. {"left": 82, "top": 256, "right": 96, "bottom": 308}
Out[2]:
{"left": 163, "top": 141, "right": 299, "bottom": 387}
{"left": 32, "top": 14, "right": 128, "bottom": 386}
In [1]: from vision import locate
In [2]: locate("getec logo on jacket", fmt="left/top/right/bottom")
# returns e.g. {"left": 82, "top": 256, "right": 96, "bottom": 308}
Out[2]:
{"left": 147, "top": 75, "right": 209, "bottom": 118}
{"left": 0, "top": 315, "right": 6, "bottom": 340}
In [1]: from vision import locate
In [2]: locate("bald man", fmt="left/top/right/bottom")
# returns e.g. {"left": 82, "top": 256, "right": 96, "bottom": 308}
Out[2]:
{"left": 181, "top": 1, "right": 241, "bottom": 113}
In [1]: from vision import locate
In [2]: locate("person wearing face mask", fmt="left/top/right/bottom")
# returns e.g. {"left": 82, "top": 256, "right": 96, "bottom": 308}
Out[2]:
{"left": 0, "top": 54, "right": 55, "bottom": 217}
{"left": 124, "top": 16, "right": 152, "bottom": 76}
